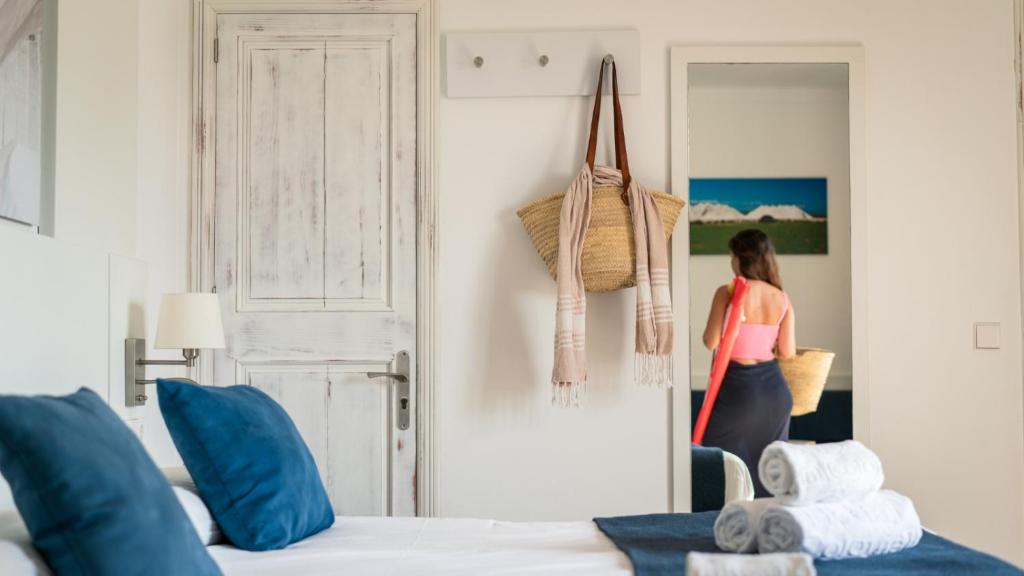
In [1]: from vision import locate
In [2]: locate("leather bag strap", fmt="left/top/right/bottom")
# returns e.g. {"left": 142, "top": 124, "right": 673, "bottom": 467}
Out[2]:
{"left": 584, "top": 60, "right": 631, "bottom": 200}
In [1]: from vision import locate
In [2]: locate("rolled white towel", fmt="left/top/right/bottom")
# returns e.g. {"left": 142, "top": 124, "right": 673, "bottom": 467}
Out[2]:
{"left": 758, "top": 440, "right": 883, "bottom": 505}
{"left": 714, "top": 498, "right": 778, "bottom": 553}
{"left": 686, "top": 551, "right": 816, "bottom": 576}
{"left": 757, "top": 490, "right": 922, "bottom": 559}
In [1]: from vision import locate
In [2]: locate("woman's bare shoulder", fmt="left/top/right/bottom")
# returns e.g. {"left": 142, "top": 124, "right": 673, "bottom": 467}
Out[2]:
{"left": 749, "top": 279, "right": 785, "bottom": 298}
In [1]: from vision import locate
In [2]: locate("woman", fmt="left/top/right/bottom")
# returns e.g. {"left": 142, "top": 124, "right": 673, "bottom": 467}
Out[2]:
{"left": 701, "top": 229, "right": 796, "bottom": 497}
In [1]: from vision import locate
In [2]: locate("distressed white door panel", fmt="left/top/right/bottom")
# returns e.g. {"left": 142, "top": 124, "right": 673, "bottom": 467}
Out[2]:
{"left": 327, "top": 367, "right": 389, "bottom": 516}
{"left": 221, "top": 313, "right": 398, "bottom": 361}
{"left": 244, "top": 44, "right": 326, "bottom": 302}
{"left": 214, "top": 12, "right": 417, "bottom": 517}
{"left": 324, "top": 43, "right": 389, "bottom": 306}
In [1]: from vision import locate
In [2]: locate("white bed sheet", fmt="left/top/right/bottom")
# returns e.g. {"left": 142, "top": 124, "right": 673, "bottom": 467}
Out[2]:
{"left": 0, "top": 512, "right": 48, "bottom": 576}
{"left": 210, "top": 516, "right": 633, "bottom": 575}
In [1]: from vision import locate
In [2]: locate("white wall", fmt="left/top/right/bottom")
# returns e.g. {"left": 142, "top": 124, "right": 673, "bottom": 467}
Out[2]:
{"left": 133, "top": 0, "right": 195, "bottom": 466}
{"left": 688, "top": 70, "right": 852, "bottom": 389}
{"left": 0, "top": 0, "right": 186, "bottom": 471}
{"left": 438, "top": 10, "right": 671, "bottom": 521}
{"left": 439, "top": 0, "right": 1024, "bottom": 566}
{"left": 49, "top": 0, "right": 186, "bottom": 464}
{"left": 53, "top": 0, "right": 137, "bottom": 254}
{"left": 0, "top": 226, "right": 147, "bottom": 511}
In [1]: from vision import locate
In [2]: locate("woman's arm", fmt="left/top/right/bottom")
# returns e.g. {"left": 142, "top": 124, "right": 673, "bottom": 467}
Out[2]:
{"left": 777, "top": 303, "right": 796, "bottom": 359}
{"left": 702, "top": 285, "right": 731, "bottom": 350}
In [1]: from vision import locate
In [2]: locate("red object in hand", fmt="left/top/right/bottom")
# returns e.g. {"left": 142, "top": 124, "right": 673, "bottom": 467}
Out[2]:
{"left": 692, "top": 277, "right": 749, "bottom": 446}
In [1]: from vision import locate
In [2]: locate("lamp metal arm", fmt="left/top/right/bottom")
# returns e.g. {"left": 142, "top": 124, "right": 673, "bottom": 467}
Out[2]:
{"left": 125, "top": 340, "right": 201, "bottom": 407}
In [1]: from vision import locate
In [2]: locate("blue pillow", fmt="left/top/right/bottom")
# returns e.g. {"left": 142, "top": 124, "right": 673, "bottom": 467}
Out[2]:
{"left": 0, "top": 387, "right": 220, "bottom": 576}
{"left": 157, "top": 379, "right": 334, "bottom": 551}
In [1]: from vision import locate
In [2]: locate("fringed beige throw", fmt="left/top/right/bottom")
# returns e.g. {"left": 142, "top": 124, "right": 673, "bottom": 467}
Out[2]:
{"left": 552, "top": 164, "right": 593, "bottom": 407}
{"left": 552, "top": 165, "right": 672, "bottom": 406}
{"left": 627, "top": 175, "right": 673, "bottom": 387}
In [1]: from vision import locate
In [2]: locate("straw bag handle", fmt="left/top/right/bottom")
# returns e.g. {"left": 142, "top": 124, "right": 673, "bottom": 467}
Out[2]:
{"left": 584, "top": 59, "right": 631, "bottom": 202}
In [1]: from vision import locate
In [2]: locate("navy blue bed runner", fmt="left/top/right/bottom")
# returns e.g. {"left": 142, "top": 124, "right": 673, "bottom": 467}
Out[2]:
{"left": 594, "top": 512, "right": 1024, "bottom": 576}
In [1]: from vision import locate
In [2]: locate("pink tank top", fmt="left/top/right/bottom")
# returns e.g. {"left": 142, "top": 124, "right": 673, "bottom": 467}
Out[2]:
{"left": 729, "top": 293, "right": 788, "bottom": 361}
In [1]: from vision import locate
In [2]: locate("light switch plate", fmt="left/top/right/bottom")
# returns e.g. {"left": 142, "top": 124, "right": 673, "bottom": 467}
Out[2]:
{"left": 975, "top": 322, "right": 1000, "bottom": 349}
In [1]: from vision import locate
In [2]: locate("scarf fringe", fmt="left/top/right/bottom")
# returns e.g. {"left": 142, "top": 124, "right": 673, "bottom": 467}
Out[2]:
{"left": 552, "top": 380, "right": 587, "bottom": 408}
{"left": 635, "top": 353, "right": 673, "bottom": 387}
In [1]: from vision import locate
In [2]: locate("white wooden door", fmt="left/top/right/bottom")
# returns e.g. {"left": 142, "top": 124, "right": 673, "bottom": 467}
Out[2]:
{"left": 212, "top": 13, "right": 417, "bottom": 516}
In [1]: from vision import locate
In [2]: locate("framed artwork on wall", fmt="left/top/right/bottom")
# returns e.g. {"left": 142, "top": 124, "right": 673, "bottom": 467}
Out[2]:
{"left": 0, "top": 0, "right": 45, "bottom": 227}
{"left": 689, "top": 177, "right": 828, "bottom": 255}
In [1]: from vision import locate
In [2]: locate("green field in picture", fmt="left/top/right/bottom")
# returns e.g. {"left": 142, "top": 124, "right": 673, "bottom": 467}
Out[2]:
{"left": 690, "top": 221, "right": 828, "bottom": 255}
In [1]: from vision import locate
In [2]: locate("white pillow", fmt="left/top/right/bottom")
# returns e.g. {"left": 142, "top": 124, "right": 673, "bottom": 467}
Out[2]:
{"left": 722, "top": 450, "right": 756, "bottom": 504}
{"left": 172, "top": 487, "right": 222, "bottom": 546}
{"left": 0, "top": 511, "right": 51, "bottom": 575}
{"left": 164, "top": 467, "right": 223, "bottom": 546}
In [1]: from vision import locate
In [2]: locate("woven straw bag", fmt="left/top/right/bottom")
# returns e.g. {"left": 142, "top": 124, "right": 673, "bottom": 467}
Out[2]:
{"left": 779, "top": 347, "right": 836, "bottom": 416}
{"left": 516, "top": 60, "right": 685, "bottom": 293}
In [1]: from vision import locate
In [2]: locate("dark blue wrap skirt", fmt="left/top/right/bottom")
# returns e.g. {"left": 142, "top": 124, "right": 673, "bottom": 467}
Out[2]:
{"left": 701, "top": 359, "right": 793, "bottom": 498}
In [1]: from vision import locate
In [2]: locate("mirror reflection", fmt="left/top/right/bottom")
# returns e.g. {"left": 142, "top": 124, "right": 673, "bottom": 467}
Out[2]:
{"left": 688, "top": 63, "right": 852, "bottom": 505}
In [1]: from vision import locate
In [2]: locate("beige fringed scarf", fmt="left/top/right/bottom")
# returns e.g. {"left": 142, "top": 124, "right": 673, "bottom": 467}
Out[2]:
{"left": 627, "top": 171, "right": 674, "bottom": 387}
{"left": 552, "top": 165, "right": 673, "bottom": 406}
{"left": 552, "top": 164, "right": 593, "bottom": 407}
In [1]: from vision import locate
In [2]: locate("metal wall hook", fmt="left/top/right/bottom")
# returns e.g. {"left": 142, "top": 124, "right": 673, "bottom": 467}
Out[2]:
{"left": 444, "top": 30, "right": 639, "bottom": 97}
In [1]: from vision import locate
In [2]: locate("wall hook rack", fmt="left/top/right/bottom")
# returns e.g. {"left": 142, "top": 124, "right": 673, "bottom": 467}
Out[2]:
{"left": 445, "top": 29, "right": 640, "bottom": 98}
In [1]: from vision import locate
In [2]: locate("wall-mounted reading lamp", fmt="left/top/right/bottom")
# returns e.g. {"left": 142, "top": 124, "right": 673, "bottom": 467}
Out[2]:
{"left": 125, "top": 293, "right": 225, "bottom": 407}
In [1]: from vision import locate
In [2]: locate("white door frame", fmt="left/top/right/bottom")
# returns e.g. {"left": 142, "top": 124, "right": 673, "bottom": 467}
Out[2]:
{"left": 187, "top": 0, "right": 440, "bottom": 517}
{"left": 1015, "top": 1, "right": 1024, "bottom": 511}
{"left": 668, "top": 45, "right": 868, "bottom": 512}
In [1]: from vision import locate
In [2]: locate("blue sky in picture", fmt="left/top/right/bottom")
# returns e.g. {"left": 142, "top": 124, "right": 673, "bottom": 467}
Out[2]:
{"left": 690, "top": 178, "right": 828, "bottom": 217}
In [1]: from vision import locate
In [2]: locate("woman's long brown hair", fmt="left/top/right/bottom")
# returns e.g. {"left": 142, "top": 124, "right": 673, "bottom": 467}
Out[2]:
{"left": 728, "top": 229, "right": 783, "bottom": 290}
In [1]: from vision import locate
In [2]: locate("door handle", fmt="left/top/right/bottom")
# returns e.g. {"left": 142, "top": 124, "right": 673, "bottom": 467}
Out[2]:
{"left": 366, "top": 372, "right": 408, "bottom": 382}
{"left": 366, "top": 351, "right": 410, "bottom": 431}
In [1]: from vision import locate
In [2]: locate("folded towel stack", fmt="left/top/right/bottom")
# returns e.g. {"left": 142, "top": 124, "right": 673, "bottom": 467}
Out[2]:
{"left": 712, "top": 440, "right": 923, "bottom": 562}
{"left": 758, "top": 439, "right": 884, "bottom": 505}
{"left": 686, "top": 551, "right": 816, "bottom": 576}
{"left": 757, "top": 489, "right": 922, "bottom": 559}
{"left": 714, "top": 498, "right": 776, "bottom": 553}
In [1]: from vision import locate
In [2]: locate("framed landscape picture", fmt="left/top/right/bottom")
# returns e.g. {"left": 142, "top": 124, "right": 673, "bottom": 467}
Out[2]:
{"left": 689, "top": 178, "right": 828, "bottom": 255}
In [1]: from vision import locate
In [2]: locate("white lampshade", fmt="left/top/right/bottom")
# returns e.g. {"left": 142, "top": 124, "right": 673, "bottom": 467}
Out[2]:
{"left": 155, "top": 293, "right": 225, "bottom": 350}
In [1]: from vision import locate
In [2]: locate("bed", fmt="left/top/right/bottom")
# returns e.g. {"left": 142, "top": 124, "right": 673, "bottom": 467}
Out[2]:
{"left": 0, "top": 451, "right": 749, "bottom": 576}
{"left": 0, "top": 514, "right": 632, "bottom": 576}
{"left": 212, "top": 516, "right": 631, "bottom": 575}
{"left": 4, "top": 511, "right": 1022, "bottom": 576}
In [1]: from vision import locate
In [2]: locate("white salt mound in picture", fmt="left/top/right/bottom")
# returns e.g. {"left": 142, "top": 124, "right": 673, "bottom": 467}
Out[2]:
{"left": 690, "top": 201, "right": 746, "bottom": 222}
{"left": 690, "top": 202, "right": 820, "bottom": 223}
{"left": 744, "top": 204, "right": 815, "bottom": 221}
